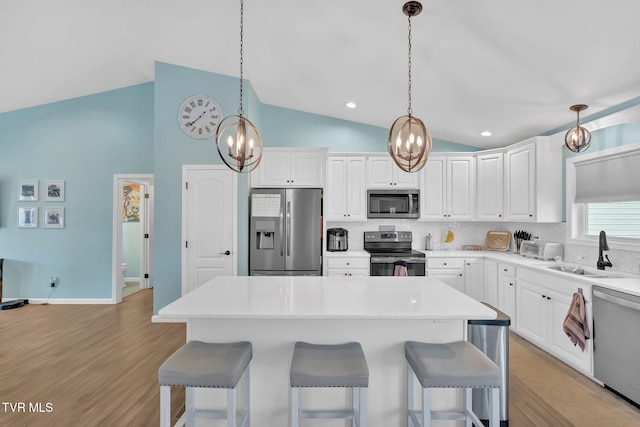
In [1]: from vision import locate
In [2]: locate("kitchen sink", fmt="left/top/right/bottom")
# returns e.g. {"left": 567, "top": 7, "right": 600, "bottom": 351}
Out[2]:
{"left": 545, "top": 265, "right": 627, "bottom": 279}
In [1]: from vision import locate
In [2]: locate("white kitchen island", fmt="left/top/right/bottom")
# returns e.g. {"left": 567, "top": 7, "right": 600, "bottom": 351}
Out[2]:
{"left": 157, "top": 276, "right": 496, "bottom": 426}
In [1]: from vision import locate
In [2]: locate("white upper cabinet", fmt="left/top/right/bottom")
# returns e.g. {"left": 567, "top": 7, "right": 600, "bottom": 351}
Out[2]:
{"left": 503, "top": 137, "right": 562, "bottom": 222}
{"left": 251, "top": 148, "right": 326, "bottom": 188}
{"left": 421, "top": 155, "right": 475, "bottom": 220}
{"left": 475, "top": 137, "right": 561, "bottom": 222}
{"left": 325, "top": 155, "right": 367, "bottom": 220}
{"left": 476, "top": 151, "right": 504, "bottom": 221}
{"left": 366, "top": 156, "right": 419, "bottom": 188}
{"left": 504, "top": 142, "right": 536, "bottom": 221}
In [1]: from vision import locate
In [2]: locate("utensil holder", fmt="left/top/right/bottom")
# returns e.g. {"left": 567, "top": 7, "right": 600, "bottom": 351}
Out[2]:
{"left": 515, "top": 238, "right": 523, "bottom": 253}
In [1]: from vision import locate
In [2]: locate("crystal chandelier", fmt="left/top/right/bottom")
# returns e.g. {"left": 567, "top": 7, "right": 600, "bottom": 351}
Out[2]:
{"left": 215, "top": 0, "right": 263, "bottom": 173}
{"left": 564, "top": 104, "right": 591, "bottom": 153}
{"left": 388, "top": 1, "right": 432, "bottom": 173}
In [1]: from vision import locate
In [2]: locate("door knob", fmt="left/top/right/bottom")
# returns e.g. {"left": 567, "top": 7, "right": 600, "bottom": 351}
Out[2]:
{"left": 220, "top": 250, "right": 231, "bottom": 255}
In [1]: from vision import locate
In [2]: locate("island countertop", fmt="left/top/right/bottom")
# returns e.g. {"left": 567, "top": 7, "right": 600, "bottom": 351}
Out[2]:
{"left": 157, "top": 275, "right": 497, "bottom": 321}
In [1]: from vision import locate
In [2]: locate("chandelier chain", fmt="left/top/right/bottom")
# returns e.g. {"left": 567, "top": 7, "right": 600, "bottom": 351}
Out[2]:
{"left": 238, "top": 0, "right": 244, "bottom": 116}
{"left": 407, "top": 14, "right": 413, "bottom": 117}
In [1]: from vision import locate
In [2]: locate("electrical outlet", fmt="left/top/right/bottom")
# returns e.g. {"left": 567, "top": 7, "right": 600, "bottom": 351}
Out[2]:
{"left": 50, "top": 276, "right": 57, "bottom": 288}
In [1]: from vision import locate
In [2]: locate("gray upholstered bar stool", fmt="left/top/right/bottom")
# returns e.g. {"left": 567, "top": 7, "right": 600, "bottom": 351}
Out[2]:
{"left": 290, "top": 341, "right": 369, "bottom": 427}
{"left": 158, "top": 340, "right": 252, "bottom": 427}
{"left": 405, "top": 341, "right": 501, "bottom": 427}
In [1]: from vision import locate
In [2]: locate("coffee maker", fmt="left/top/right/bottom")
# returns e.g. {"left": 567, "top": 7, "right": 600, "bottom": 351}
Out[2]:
{"left": 327, "top": 228, "right": 348, "bottom": 251}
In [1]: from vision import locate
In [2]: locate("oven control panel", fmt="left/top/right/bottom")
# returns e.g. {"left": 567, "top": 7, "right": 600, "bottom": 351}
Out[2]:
{"left": 364, "top": 231, "right": 412, "bottom": 243}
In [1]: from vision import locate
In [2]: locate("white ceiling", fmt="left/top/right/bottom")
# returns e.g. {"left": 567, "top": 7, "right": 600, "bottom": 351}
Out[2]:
{"left": 2, "top": 0, "right": 639, "bottom": 149}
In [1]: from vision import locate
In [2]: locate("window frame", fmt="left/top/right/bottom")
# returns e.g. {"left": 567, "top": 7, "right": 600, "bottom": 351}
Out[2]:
{"left": 566, "top": 142, "right": 640, "bottom": 251}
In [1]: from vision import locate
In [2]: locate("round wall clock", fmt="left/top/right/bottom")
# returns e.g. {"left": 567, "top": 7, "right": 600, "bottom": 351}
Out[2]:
{"left": 178, "top": 95, "right": 223, "bottom": 139}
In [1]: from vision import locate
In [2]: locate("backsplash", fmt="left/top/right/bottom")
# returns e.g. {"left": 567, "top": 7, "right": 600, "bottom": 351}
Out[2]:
{"left": 326, "top": 220, "right": 640, "bottom": 275}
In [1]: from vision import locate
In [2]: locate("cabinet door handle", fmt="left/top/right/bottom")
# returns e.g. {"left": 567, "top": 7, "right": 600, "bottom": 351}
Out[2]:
{"left": 541, "top": 295, "right": 546, "bottom": 299}
{"left": 443, "top": 262, "right": 447, "bottom": 266}
{"left": 459, "top": 273, "right": 463, "bottom": 277}
{"left": 509, "top": 282, "right": 514, "bottom": 286}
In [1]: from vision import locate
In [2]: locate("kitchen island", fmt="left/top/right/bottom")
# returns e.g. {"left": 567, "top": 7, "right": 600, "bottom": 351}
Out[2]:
{"left": 157, "top": 276, "right": 496, "bottom": 426}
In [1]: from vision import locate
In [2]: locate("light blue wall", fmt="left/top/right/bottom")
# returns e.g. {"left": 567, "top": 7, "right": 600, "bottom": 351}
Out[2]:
{"left": 258, "top": 103, "right": 479, "bottom": 152}
{"left": 152, "top": 62, "right": 254, "bottom": 313}
{"left": 0, "top": 83, "right": 154, "bottom": 298}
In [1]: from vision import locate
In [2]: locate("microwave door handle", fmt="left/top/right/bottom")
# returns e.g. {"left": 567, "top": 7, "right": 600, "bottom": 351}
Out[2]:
{"left": 286, "top": 201, "right": 291, "bottom": 257}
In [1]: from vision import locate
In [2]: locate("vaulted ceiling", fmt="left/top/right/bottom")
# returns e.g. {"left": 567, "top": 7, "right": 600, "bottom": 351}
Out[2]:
{"left": 2, "top": 0, "right": 639, "bottom": 148}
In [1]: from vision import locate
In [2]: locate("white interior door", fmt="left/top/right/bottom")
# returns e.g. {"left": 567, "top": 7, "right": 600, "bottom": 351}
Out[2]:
{"left": 182, "top": 165, "right": 236, "bottom": 295}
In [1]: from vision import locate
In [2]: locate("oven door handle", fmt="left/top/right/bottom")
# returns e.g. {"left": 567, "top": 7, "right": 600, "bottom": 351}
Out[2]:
{"left": 370, "top": 257, "right": 426, "bottom": 264}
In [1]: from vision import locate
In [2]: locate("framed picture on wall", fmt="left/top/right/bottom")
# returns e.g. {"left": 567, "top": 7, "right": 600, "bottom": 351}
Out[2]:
{"left": 44, "top": 207, "right": 65, "bottom": 229}
{"left": 44, "top": 180, "right": 65, "bottom": 202}
{"left": 18, "top": 207, "right": 38, "bottom": 228}
{"left": 17, "top": 180, "right": 39, "bottom": 201}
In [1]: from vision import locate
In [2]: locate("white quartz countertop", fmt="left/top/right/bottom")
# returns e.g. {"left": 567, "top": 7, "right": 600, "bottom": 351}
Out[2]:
{"left": 323, "top": 249, "right": 640, "bottom": 296}
{"left": 158, "top": 276, "right": 497, "bottom": 320}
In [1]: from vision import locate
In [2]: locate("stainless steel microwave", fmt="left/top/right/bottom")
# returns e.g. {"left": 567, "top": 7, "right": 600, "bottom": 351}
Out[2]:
{"left": 367, "top": 189, "right": 420, "bottom": 219}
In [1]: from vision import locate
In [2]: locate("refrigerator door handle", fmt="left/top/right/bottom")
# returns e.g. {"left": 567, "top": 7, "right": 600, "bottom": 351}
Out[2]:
{"left": 279, "top": 201, "right": 284, "bottom": 257}
{"left": 286, "top": 201, "right": 291, "bottom": 256}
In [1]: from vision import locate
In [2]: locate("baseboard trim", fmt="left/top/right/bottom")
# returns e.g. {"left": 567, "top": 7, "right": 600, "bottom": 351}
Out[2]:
{"left": 2, "top": 297, "right": 114, "bottom": 305}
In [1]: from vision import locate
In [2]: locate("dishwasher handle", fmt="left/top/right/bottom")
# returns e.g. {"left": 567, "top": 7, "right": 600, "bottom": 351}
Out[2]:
{"left": 593, "top": 289, "right": 640, "bottom": 312}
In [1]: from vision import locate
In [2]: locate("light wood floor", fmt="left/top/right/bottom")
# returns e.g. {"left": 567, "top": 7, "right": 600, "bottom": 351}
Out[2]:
{"left": 1, "top": 290, "right": 639, "bottom": 426}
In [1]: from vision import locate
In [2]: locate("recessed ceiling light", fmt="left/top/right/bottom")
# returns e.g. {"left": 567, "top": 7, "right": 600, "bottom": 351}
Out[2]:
{"left": 346, "top": 102, "right": 357, "bottom": 109}
{"left": 480, "top": 131, "right": 492, "bottom": 137}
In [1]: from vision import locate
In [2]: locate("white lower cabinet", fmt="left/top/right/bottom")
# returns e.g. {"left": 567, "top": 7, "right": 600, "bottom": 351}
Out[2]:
{"left": 426, "top": 258, "right": 465, "bottom": 293}
{"left": 515, "top": 268, "right": 592, "bottom": 375}
{"left": 497, "top": 262, "right": 516, "bottom": 327}
{"left": 326, "top": 256, "right": 369, "bottom": 277}
{"left": 464, "top": 258, "right": 484, "bottom": 300}
{"left": 484, "top": 260, "right": 499, "bottom": 307}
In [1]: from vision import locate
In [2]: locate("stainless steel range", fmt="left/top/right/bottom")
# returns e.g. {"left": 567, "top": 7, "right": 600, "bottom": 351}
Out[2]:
{"left": 364, "top": 231, "right": 426, "bottom": 276}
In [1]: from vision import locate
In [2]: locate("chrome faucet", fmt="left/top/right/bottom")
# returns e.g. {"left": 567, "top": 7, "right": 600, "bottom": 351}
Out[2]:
{"left": 597, "top": 230, "right": 613, "bottom": 270}
{"left": 573, "top": 256, "right": 585, "bottom": 275}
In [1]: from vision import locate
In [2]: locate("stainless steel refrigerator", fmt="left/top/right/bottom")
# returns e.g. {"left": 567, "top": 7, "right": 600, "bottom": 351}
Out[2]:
{"left": 250, "top": 188, "right": 322, "bottom": 276}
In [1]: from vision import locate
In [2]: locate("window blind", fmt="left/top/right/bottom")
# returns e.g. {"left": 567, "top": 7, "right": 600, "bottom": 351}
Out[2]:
{"left": 574, "top": 150, "right": 640, "bottom": 203}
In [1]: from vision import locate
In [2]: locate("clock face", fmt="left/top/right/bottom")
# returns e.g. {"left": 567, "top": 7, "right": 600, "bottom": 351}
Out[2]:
{"left": 178, "top": 95, "right": 222, "bottom": 139}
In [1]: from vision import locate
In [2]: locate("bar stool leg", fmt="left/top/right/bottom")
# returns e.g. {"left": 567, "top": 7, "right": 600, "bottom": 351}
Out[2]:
{"left": 291, "top": 387, "right": 301, "bottom": 427}
{"left": 359, "top": 387, "right": 367, "bottom": 427}
{"left": 464, "top": 388, "right": 472, "bottom": 427}
{"left": 490, "top": 387, "right": 500, "bottom": 427}
{"left": 406, "top": 362, "right": 414, "bottom": 426}
{"left": 227, "top": 387, "right": 237, "bottom": 427}
{"left": 186, "top": 387, "right": 196, "bottom": 426}
{"left": 352, "top": 388, "right": 358, "bottom": 427}
{"left": 422, "top": 387, "right": 430, "bottom": 427}
{"left": 160, "top": 386, "right": 171, "bottom": 427}
{"left": 243, "top": 367, "right": 251, "bottom": 427}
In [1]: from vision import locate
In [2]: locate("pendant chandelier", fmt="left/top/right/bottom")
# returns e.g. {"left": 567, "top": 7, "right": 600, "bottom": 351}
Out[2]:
{"left": 388, "top": 1, "right": 432, "bottom": 173}
{"left": 564, "top": 104, "right": 591, "bottom": 153}
{"left": 216, "top": 0, "right": 263, "bottom": 173}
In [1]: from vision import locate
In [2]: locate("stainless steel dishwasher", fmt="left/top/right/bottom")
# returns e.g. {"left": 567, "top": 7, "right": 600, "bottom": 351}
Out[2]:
{"left": 593, "top": 286, "right": 640, "bottom": 407}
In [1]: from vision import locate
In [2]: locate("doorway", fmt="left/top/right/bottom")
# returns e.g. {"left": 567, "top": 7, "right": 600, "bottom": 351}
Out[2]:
{"left": 111, "top": 174, "right": 154, "bottom": 303}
